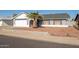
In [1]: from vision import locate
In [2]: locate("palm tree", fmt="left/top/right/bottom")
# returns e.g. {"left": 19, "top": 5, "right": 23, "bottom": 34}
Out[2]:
{"left": 27, "top": 12, "right": 42, "bottom": 28}
{"left": 13, "top": 13, "right": 17, "bottom": 17}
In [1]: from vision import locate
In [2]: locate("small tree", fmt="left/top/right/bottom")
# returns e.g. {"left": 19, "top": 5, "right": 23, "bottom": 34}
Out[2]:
{"left": 27, "top": 12, "right": 42, "bottom": 28}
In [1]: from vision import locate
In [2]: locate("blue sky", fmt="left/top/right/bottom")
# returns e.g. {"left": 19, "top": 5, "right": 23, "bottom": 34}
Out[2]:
{"left": 0, "top": 10, "right": 79, "bottom": 18}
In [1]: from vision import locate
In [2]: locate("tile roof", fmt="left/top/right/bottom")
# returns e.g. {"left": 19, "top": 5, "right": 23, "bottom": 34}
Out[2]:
{"left": 42, "top": 13, "right": 70, "bottom": 20}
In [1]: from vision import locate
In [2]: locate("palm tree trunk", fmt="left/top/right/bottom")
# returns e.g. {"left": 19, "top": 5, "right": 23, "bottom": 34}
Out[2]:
{"left": 33, "top": 18, "right": 37, "bottom": 28}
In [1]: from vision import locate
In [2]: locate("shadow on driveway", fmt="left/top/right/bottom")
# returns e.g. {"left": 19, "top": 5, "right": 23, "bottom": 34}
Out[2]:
{"left": 0, "top": 35, "right": 79, "bottom": 48}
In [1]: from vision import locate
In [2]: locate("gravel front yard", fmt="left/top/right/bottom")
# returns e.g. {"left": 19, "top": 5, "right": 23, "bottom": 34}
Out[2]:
{"left": 9, "top": 27, "right": 79, "bottom": 38}
{"left": 0, "top": 27, "right": 79, "bottom": 38}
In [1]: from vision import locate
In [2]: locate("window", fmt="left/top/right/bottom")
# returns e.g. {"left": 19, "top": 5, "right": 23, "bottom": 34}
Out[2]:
{"left": 60, "top": 20, "right": 62, "bottom": 25}
{"left": 48, "top": 20, "right": 50, "bottom": 25}
{"left": 54, "top": 20, "right": 60, "bottom": 25}
{"left": 43, "top": 20, "right": 49, "bottom": 25}
{"left": 62, "top": 20, "right": 67, "bottom": 25}
{"left": 53, "top": 19, "right": 63, "bottom": 25}
{"left": 50, "top": 20, "right": 53, "bottom": 25}
{"left": 53, "top": 20, "right": 55, "bottom": 25}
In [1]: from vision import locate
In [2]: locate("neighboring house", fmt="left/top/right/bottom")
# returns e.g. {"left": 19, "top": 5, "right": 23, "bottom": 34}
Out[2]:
{"left": 0, "top": 12, "right": 70, "bottom": 27}
{"left": 39, "top": 13, "right": 70, "bottom": 27}
{"left": 74, "top": 14, "right": 79, "bottom": 27}
{"left": 0, "top": 16, "right": 13, "bottom": 27}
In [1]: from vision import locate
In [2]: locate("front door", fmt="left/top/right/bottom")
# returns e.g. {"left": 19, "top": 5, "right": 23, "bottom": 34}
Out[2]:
{"left": 37, "top": 20, "right": 42, "bottom": 27}
{"left": 30, "top": 20, "right": 33, "bottom": 27}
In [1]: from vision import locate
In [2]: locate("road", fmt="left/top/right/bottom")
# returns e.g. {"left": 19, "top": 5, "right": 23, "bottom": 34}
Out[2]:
{"left": 0, "top": 35, "right": 79, "bottom": 48}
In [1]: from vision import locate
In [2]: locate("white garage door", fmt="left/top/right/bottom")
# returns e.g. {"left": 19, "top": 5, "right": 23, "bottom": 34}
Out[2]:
{"left": 14, "top": 20, "right": 29, "bottom": 27}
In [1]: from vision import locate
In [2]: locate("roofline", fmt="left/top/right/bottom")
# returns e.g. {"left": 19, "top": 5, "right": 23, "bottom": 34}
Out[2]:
{"left": 42, "top": 13, "right": 69, "bottom": 15}
{"left": 41, "top": 13, "right": 70, "bottom": 19}
{"left": 13, "top": 12, "right": 28, "bottom": 19}
{"left": 0, "top": 12, "right": 70, "bottom": 20}
{"left": 41, "top": 18, "right": 69, "bottom": 21}
{"left": 43, "top": 18, "right": 69, "bottom": 19}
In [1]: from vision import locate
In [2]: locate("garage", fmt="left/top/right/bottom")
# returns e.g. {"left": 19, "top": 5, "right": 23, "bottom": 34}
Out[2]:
{"left": 13, "top": 13, "right": 30, "bottom": 27}
{"left": 14, "top": 19, "right": 29, "bottom": 27}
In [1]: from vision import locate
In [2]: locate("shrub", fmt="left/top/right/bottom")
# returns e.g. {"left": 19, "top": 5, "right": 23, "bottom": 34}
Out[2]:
{"left": 74, "top": 21, "right": 79, "bottom": 30}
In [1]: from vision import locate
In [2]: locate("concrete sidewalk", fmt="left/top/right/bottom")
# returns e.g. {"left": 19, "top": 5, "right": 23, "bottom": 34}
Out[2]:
{"left": 0, "top": 29, "right": 79, "bottom": 46}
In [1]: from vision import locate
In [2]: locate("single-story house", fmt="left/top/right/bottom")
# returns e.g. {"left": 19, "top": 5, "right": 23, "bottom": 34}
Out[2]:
{"left": 0, "top": 12, "right": 70, "bottom": 27}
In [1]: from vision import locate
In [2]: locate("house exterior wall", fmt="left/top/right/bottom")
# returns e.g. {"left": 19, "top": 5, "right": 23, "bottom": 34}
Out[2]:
{"left": 40, "top": 19, "right": 69, "bottom": 27}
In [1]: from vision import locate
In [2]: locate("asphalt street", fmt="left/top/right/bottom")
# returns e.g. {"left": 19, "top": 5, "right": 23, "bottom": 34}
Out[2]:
{"left": 0, "top": 35, "right": 79, "bottom": 48}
